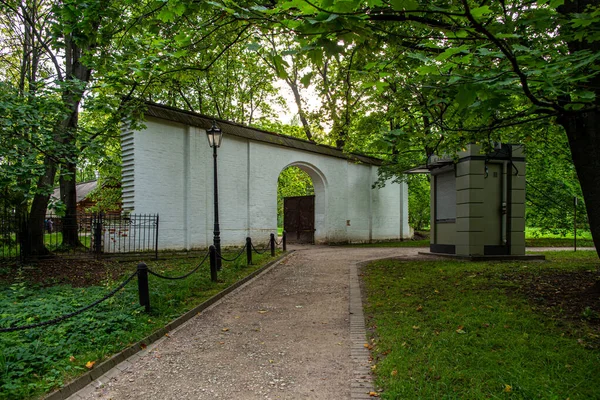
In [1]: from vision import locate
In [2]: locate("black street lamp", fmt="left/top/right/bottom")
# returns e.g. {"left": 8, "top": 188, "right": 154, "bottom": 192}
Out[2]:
{"left": 206, "top": 120, "right": 223, "bottom": 270}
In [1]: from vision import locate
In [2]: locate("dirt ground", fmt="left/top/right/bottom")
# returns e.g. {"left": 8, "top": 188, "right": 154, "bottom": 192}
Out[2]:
{"left": 513, "top": 270, "right": 600, "bottom": 336}
{"left": 0, "top": 258, "right": 124, "bottom": 287}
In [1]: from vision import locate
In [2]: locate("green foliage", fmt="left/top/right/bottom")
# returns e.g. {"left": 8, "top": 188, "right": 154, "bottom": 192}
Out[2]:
{"left": 407, "top": 175, "right": 430, "bottom": 231}
{"left": 0, "top": 251, "right": 276, "bottom": 399}
{"left": 0, "top": 282, "right": 140, "bottom": 399}
{"left": 277, "top": 166, "right": 314, "bottom": 227}
{"left": 218, "top": 0, "right": 600, "bottom": 255}
{"left": 525, "top": 227, "right": 594, "bottom": 247}
{"left": 85, "top": 165, "right": 122, "bottom": 213}
{"left": 363, "top": 254, "right": 600, "bottom": 399}
{"left": 0, "top": 84, "right": 67, "bottom": 206}
{"left": 524, "top": 133, "right": 588, "bottom": 234}
{"left": 253, "top": 119, "right": 309, "bottom": 140}
{"left": 4, "top": 0, "right": 599, "bottom": 257}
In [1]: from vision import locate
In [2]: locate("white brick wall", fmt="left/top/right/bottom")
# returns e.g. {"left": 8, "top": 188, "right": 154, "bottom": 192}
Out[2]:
{"left": 122, "top": 116, "right": 410, "bottom": 250}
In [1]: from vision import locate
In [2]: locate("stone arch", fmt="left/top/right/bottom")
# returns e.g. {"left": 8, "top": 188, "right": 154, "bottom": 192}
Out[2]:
{"left": 279, "top": 161, "right": 328, "bottom": 243}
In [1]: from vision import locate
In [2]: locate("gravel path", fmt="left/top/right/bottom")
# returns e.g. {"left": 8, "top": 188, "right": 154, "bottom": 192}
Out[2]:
{"left": 67, "top": 245, "right": 423, "bottom": 400}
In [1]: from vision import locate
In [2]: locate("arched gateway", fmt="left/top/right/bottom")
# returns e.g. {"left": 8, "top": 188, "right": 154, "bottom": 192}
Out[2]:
{"left": 121, "top": 102, "right": 410, "bottom": 250}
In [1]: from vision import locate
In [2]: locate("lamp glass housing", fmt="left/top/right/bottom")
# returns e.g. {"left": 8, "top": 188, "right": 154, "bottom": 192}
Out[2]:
{"left": 206, "top": 120, "right": 223, "bottom": 148}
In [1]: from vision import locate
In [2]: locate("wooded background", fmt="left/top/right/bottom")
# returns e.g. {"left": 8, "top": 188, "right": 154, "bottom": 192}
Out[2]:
{"left": 1, "top": 0, "right": 596, "bottom": 254}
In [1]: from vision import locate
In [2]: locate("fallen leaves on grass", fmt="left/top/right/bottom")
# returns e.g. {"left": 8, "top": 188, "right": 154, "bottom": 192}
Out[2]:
{"left": 85, "top": 361, "right": 95, "bottom": 369}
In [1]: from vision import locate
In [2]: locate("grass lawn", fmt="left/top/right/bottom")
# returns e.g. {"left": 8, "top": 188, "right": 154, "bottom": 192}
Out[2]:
{"left": 0, "top": 249, "right": 279, "bottom": 400}
{"left": 362, "top": 251, "right": 600, "bottom": 399}
{"left": 343, "top": 228, "right": 596, "bottom": 249}
{"left": 526, "top": 227, "right": 593, "bottom": 240}
{"left": 525, "top": 237, "right": 594, "bottom": 248}
{"left": 525, "top": 228, "right": 594, "bottom": 248}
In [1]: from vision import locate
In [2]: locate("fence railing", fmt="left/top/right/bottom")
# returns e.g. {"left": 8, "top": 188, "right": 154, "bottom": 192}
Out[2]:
{"left": 96, "top": 213, "right": 159, "bottom": 258}
{"left": 0, "top": 232, "right": 286, "bottom": 332}
{"left": 0, "top": 211, "right": 25, "bottom": 261}
{"left": 0, "top": 212, "right": 159, "bottom": 262}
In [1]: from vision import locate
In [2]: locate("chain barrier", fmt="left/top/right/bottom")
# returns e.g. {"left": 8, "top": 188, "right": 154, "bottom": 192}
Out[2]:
{"left": 146, "top": 251, "right": 210, "bottom": 280}
{"left": 274, "top": 238, "right": 283, "bottom": 246}
{"left": 0, "top": 270, "right": 139, "bottom": 333}
{"left": 216, "top": 244, "right": 247, "bottom": 262}
{"left": 3, "top": 234, "right": 284, "bottom": 330}
{"left": 251, "top": 241, "right": 270, "bottom": 255}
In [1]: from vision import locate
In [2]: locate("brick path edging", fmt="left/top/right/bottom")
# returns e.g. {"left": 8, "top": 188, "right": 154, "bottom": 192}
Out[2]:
{"left": 349, "top": 260, "right": 376, "bottom": 399}
{"left": 350, "top": 256, "right": 422, "bottom": 399}
{"left": 44, "top": 251, "right": 293, "bottom": 400}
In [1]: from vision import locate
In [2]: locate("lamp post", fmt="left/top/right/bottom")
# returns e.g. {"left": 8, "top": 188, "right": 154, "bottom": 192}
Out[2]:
{"left": 206, "top": 120, "right": 223, "bottom": 270}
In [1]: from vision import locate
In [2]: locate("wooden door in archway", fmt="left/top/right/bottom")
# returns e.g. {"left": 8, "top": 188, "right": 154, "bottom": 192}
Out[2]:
{"left": 284, "top": 195, "right": 315, "bottom": 244}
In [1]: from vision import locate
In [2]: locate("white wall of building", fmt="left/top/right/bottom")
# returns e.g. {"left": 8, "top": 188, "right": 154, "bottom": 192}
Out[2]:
{"left": 123, "top": 116, "right": 410, "bottom": 250}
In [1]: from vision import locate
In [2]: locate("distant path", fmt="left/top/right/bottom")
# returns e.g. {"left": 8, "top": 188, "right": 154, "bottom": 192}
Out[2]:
{"left": 527, "top": 247, "right": 596, "bottom": 252}
{"left": 67, "top": 245, "right": 424, "bottom": 400}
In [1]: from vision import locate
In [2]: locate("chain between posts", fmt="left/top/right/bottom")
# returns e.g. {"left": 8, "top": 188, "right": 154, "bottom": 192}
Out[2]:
{"left": 146, "top": 251, "right": 210, "bottom": 280}
{"left": 251, "top": 241, "right": 270, "bottom": 254}
{"left": 273, "top": 232, "right": 286, "bottom": 250}
{"left": 0, "top": 270, "right": 139, "bottom": 333}
{"left": 2, "top": 234, "right": 288, "bottom": 326}
{"left": 251, "top": 233, "right": 283, "bottom": 255}
{"left": 216, "top": 244, "right": 247, "bottom": 262}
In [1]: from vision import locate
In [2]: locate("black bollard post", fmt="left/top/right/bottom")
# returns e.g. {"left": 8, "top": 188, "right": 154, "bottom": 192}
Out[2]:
{"left": 137, "top": 262, "right": 150, "bottom": 312}
{"left": 270, "top": 233, "right": 275, "bottom": 257}
{"left": 209, "top": 245, "right": 218, "bottom": 282}
{"left": 246, "top": 237, "right": 252, "bottom": 265}
{"left": 282, "top": 231, "right": 286, "bottom": 251}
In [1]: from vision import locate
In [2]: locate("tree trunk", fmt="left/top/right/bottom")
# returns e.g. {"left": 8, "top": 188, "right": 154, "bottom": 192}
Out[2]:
{"left": 58, "top": 33, "right": 92, "bottom": 248}
{"left": 560, "top": 110, "right": 600, "bottom": 290}
{"left": 288, "top": 80, "right": 314, "bottom": 142}
{"left": 60, "top": 162, "right": 81, "bottom": 248}
{"left": 28, "top": 156, "right": 58, "bottom": 256}
{"left": 335, "top": 131, "right": 346, "bottom": 149}
{"left": 558, "top": 0, "right": 600, "bottom": 289}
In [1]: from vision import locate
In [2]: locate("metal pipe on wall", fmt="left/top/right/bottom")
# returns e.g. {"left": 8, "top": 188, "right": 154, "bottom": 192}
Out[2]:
{"left": 501, "top": 160, "right": 508, "bottom": 246}
{"left": 506, "top": 145, "right": 513, "bottom": 255}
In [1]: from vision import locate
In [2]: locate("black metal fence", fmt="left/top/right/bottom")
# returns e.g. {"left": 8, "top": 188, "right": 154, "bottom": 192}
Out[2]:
{"left": 94, "top": 213, "right": 159, "bottom": 257}
{"left": 0, "top": 212, "right": 159, "bottom": 262}
{"left": 0, "top": 210, "right": 25, "bottom": 261}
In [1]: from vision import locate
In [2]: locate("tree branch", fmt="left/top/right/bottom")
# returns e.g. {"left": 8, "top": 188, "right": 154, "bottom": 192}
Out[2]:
{"left": 460, "top": 0, "right": 561, "bottom": 112}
